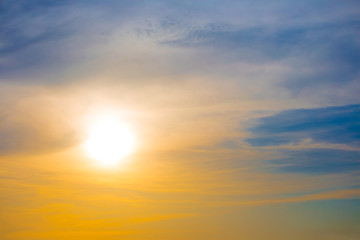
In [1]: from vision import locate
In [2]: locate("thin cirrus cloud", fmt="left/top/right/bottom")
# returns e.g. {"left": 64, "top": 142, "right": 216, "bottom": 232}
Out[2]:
{"left": 246, "top": 104, "right": 360, "bottom": 147}
{"left": 246, "top": 104, "right": 360, "bottom": 174}
{"left": 1, "top": 0, "right": 359, "bottom": 88}
{"left": 269, "top": 148, "right": 360, "bottom": 175}
{"left": 0, "top": 108, "right": 77, "bottom": 155}
{"left": 0, "top": 1, "right": 360, "bottom": 239}
{"left": 164, "top": 20, "right": 360, "bottom": 96}
{"left": 0, "top": 1, "right": 75, "bottom": 78}
{"left": 0, "top": 0, "right": 140, "bottom": 81}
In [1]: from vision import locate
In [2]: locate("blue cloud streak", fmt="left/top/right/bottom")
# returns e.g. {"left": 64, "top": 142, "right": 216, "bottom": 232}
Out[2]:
{"left": 246, "top": 104, "right": 360, "bottom": 175}
{"left": 270, "top": 149, "right": 360, "bottom": 175}
{"left": 246, "top": 105, "right": 360, "bottom": 147}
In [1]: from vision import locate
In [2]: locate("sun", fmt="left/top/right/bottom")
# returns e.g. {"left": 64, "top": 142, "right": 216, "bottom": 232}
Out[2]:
{"left": 83, "top": 116, "right": 136, "bottom": 166}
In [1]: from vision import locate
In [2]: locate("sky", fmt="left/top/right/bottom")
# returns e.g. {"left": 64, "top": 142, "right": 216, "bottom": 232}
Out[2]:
{"left": 0, "top": 0, "right": 359, "bottom": 239}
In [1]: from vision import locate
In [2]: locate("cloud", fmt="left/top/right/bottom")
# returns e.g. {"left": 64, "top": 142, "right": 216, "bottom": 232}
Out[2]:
{"left": 159, "top": 1, "right": 360, "bottom": 103}
{"left": 0, "top": 1, "right": 76, "bottom": 79}
{"left": 269, "top": 149, "right": 360, "bottom": 174}
{"left": 166, "top": 19, "right": 359, "bottom": 90}
{"left": 230, "top": 188, "right": 360, "bottom": 206}
{"left": 245, "top": 105, "right": 360, "bottom": 175}
{"left": 0, "top": 86, "right": 80, "bottom": 155}
{"left": 0, "top": 0, "right": 140, "bottom": 82}
{"left": 0, "top": 115, "right": 76, "bottom": 155}
{"left": 246, "top": 104, "right": 360, "bottom": 147}
{"left": 1, "top": 0, "right": 358, "bottom": 106}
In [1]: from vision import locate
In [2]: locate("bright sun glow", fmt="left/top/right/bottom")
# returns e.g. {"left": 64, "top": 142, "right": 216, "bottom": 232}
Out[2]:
{"left": 84, "top": 116, "right": 136, "bottom": 167}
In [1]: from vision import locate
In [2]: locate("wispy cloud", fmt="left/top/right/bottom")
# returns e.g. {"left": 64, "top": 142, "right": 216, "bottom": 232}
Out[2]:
{"left": 246, "top": 104, "right": 360, "bottom": 175}
{"left": 230, "top": 188, "right": 360, "bottom": 206}
{"left": 269, "top": 149, "right": 360, "bottom": 174}
{"left": 0, "top": 1, "right": 359, "bottom": 238}
{"left": 246, "top": 104, "right": 360, "bottom": 147}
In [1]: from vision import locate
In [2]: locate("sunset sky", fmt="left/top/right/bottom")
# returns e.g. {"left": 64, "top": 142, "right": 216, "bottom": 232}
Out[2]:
{"left": 0, "top": 1, "right": 360, "bottom": 239}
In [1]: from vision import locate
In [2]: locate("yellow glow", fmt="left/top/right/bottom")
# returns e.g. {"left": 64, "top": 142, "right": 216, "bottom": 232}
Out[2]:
{"left": 83, "top": 115, "right": 136, "bottom": 166}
